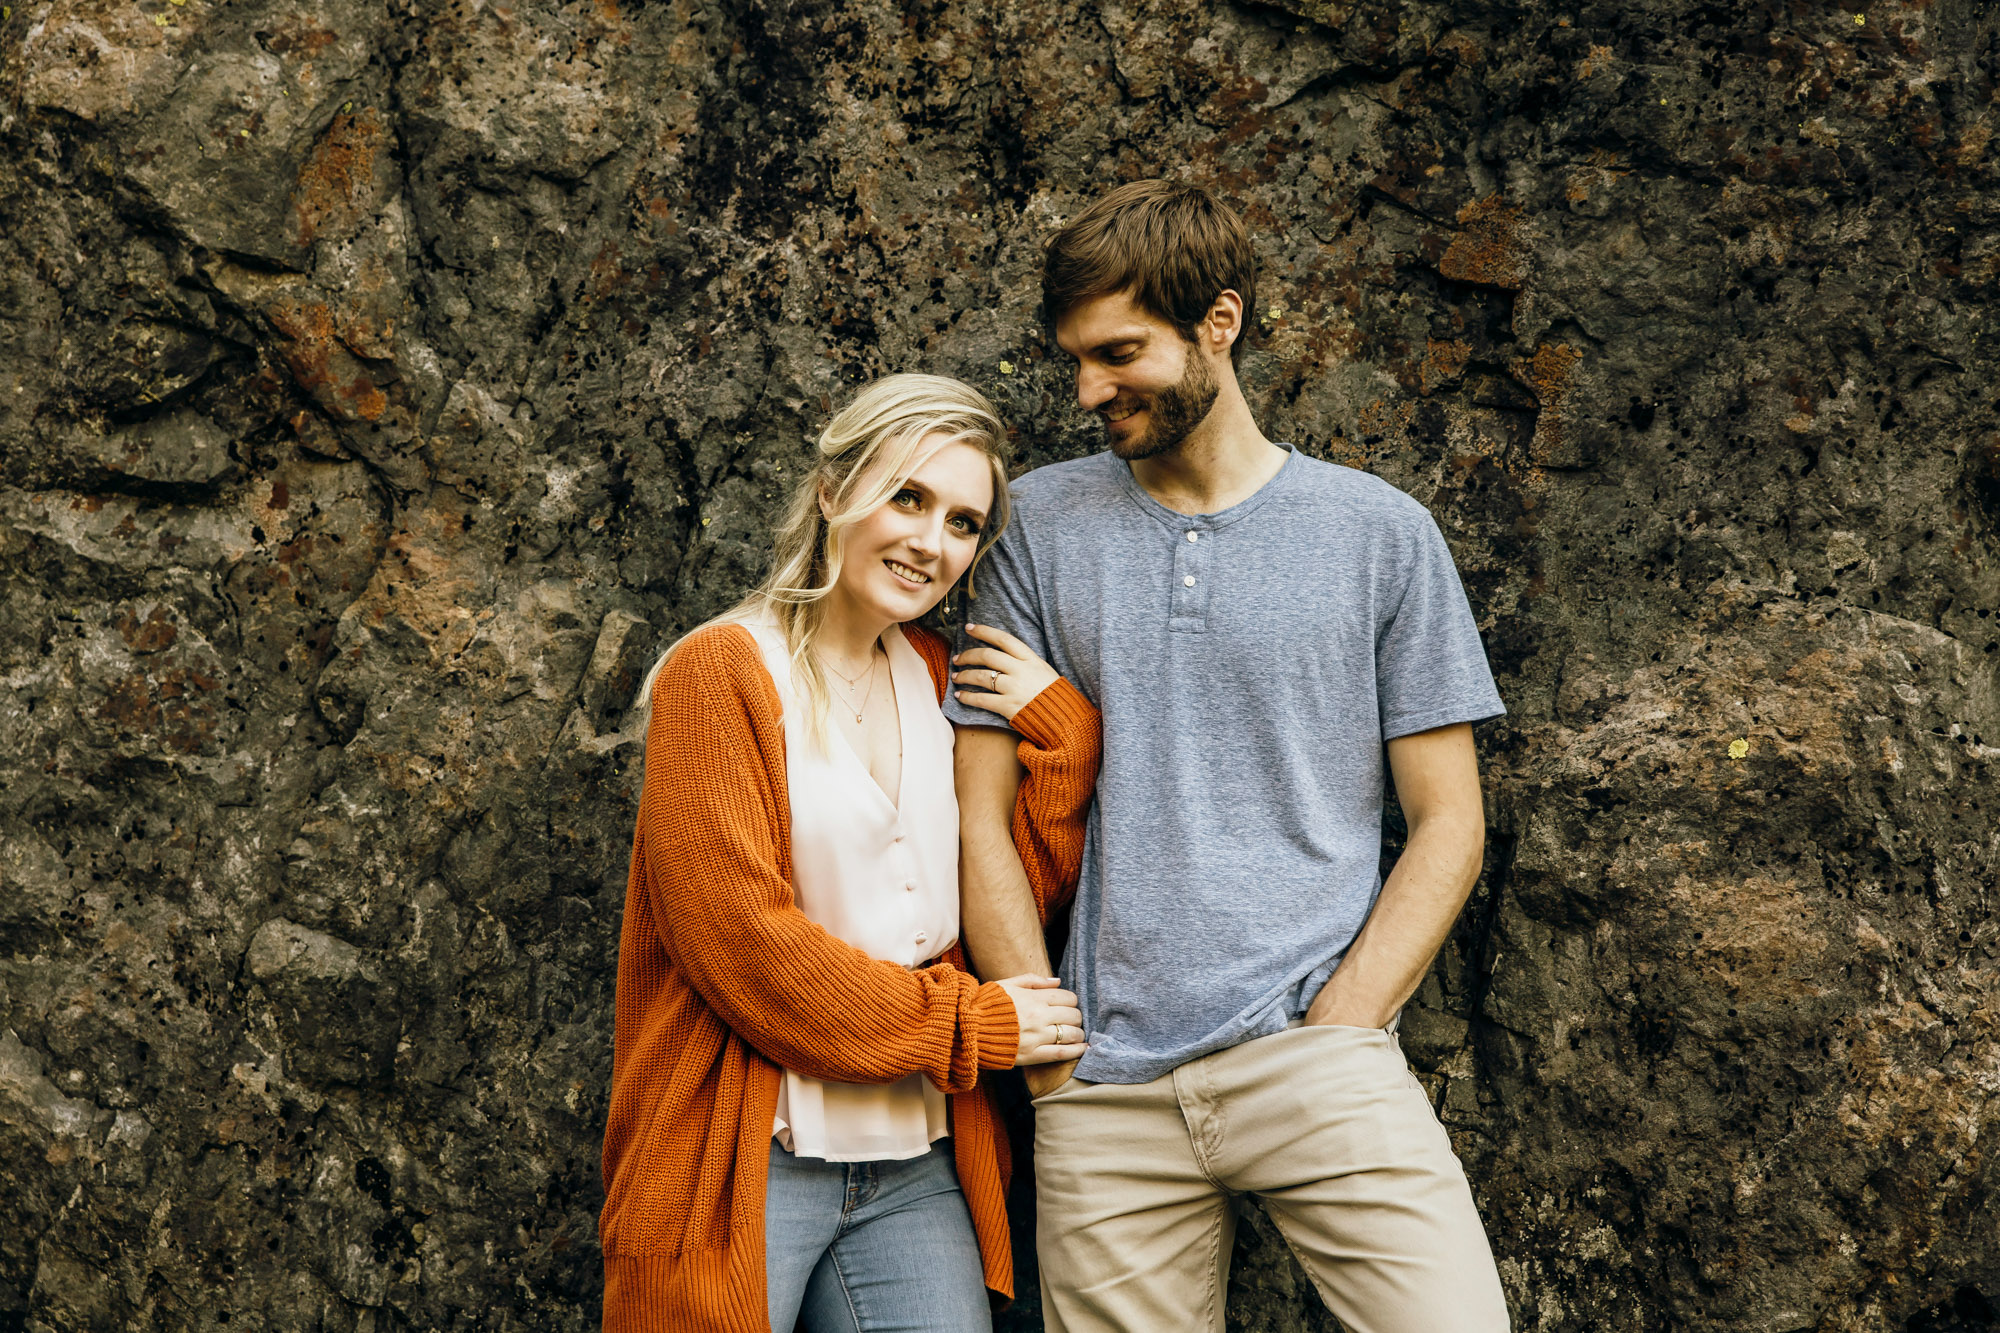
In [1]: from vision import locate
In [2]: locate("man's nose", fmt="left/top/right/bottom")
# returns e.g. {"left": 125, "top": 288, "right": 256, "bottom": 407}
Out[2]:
{"left": 1076, "top": 363, "right": 1116, "bottom": 412}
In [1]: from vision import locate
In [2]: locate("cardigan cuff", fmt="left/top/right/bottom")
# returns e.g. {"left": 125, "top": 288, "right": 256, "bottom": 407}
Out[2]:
{"left": 970, "top": 980, "right": 1021, "bottom": 1071}
{"left": 1013, "top": 677, "right": 1096, "bottom": 752}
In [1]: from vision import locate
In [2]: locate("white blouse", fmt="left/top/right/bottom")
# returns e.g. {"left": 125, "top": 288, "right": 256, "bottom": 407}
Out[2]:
{"left": 745, "top": 615, "right": 959, "bottom": 1162}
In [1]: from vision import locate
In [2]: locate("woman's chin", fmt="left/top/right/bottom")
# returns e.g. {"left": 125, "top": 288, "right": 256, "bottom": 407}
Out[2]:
{"left": 856, "top": 583, "right": 941, "bottom": 624}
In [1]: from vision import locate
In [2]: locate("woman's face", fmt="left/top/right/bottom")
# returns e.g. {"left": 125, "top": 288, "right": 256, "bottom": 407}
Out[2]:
{"left": 831, "top": 436, "right": 995, "bottom": 627}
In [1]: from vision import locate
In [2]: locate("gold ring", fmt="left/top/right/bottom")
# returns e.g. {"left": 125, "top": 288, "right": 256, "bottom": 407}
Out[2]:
{"left": 988, "top": 669, "right": 1000, "bottom": 690}
{"left": 1055, "top": 1024, "right": 1068, "bottom": 1045}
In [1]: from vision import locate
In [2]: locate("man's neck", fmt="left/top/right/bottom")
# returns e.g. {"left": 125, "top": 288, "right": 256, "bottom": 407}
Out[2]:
{"left": 1126, "top": 381, "right": 1285, "bottom": 516}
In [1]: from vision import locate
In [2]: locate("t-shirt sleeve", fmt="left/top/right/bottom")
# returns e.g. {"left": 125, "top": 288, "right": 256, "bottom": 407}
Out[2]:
{"left": 1376, "top": 512, "right": 1506, "bottom": 740}
{"left": 942, "top": 518, "right": 1046, "bottom": 734}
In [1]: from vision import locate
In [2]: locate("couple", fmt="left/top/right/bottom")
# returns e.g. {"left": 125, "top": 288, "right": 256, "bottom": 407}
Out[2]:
{"left": 598, "top": 181, "right": 1512, "bottom": 1333}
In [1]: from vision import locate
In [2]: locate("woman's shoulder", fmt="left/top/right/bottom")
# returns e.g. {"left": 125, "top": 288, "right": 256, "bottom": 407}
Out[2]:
{"left": 899, "top": 624, "right": 951, "bottom": 697}
{"left": 650, "top": 621, "right": 774, "bottom": 707}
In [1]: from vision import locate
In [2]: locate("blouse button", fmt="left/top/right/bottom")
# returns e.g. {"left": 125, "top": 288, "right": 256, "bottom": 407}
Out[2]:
{"left": 904, "top": 881, "right": 916, "bottom": 892}
{"left": 914, "top": 931, "right": 929, "bottom": 947}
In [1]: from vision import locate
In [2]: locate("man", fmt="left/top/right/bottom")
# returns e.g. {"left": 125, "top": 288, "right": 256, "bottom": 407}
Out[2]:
{"left": 944, "top": 180, "right": 1512, "bottom": 1333}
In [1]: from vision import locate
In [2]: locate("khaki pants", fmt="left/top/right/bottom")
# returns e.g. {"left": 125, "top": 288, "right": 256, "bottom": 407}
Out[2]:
{"left": 1033, "top": 1024, "right": 1510, "bottom": 1333}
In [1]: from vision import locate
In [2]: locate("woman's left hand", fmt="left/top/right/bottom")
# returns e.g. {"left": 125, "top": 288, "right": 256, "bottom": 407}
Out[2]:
{"left": 951, "top": 624, "right": 1059, "bottom": 723}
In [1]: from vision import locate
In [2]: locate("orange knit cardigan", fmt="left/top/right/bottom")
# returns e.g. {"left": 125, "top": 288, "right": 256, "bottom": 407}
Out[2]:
{"left": 599, "top": 622, "right": 1100, "bottom": 1332}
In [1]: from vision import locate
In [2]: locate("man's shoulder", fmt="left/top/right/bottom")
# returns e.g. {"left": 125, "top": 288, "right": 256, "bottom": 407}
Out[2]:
{"left": 1287, "top": 453, "right": 1431, "bottom": 521}
{"left": 1008, "top": 451, "right": 1125, "bottom": 509}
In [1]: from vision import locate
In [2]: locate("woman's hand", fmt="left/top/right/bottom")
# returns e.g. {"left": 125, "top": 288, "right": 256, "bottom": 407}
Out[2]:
{"left": 996, "top": 974, "right": 1088, "bottom": 1067}
{"left": 951, "top": 624, "right": 1060, "bottom": 723}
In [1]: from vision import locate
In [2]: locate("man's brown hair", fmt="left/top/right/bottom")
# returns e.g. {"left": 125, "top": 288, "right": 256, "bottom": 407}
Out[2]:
{"left": 1042, "top": 180, "right": 1257, "bottom": 366}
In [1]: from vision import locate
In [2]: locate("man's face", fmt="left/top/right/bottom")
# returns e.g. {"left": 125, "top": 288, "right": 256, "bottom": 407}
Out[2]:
{"left": 1054, "top": 289, "right": 1222, "bottom": 462}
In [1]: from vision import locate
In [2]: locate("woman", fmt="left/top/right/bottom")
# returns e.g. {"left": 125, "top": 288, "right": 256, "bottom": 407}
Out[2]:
{"left": 599, "top": 374, "right": 1100, "bottom": 1333}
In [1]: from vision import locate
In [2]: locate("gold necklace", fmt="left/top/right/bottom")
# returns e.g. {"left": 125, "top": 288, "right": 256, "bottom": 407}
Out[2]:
{"left": 821, "top": 648, "right": 878, "bottom": 724}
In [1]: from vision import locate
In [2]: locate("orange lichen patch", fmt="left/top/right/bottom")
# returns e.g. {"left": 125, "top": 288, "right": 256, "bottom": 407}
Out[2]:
{"left": 266, "top": 297, "right": 390, "bottom": 422}
{"left": 1516, "top": 341, "right": 1582, "bottom": 465}
{"left": 98, "top": 666, "right": 221, "bottom": 754}
{"left": 1422, "top": 338, "right": 1471, "bottom": 393}
{"left": 586, "top": 240, "right": 624, "bottom": 300}
{"left": 1954, "top": 124, "right": 1992, "bottom": 167}
{"left": 1575, "top": 43, "right": 1616, "bottom": 79}
{"left": 293, "top": 108, "right": 387, "bottom": 248}
{"left": 263, "top": 24, "right": 340, "bottom": 58}
{"left": 1439, "top": 196, "right": 1529, "bottom": 289}
{"left": 115, "top": 606, "right": 179, "bottom": 654}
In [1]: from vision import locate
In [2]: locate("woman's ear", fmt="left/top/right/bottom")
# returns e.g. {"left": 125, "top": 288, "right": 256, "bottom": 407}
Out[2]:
{"left": 817, "top": 481, "right": 835, "bottom": 522}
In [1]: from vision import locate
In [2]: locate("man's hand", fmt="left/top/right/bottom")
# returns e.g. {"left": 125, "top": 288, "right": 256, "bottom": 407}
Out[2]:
{"left": 1025, "top": 1059, "right": 1079, "bottom": 1098}
{"left": 1304, "top": 722, "right": 1485, "bottom": 1030}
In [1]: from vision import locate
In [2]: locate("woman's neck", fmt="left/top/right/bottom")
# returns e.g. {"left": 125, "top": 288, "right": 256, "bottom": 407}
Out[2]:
{"left": 816, "top": 590, "right": 891, "bottom": 673}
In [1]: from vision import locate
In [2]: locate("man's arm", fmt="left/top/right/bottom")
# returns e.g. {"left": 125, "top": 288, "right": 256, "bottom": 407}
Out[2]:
{"left": 955, "top": 723, "right": 1078, "bottom": 1093}
{"left": 1304, "top": 722, "right": 1485, "bottom": 1029}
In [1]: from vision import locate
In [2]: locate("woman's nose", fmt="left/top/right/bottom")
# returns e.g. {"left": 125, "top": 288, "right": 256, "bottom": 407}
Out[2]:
{"left": 908, "top": 517, "right": 943, "bottom": 555}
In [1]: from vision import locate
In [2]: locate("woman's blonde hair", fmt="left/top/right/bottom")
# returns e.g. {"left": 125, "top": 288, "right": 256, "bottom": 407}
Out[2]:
{"left": 642, "top": 373, "right": 1010, "bottom": 742}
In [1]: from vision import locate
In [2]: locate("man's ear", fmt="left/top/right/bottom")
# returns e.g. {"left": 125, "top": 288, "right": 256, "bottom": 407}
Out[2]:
{"left": 1205, "top": 290, "right": 1245, "bottom": 356}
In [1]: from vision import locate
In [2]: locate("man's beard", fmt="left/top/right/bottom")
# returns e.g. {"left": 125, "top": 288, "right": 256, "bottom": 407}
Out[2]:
{"left": 1104, "top": 351, "right": 1220, "bottom": 462}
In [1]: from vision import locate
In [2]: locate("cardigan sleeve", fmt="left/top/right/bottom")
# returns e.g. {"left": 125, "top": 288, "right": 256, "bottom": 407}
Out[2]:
{"left": 904, "top": 626, "right": 1100, "bottom": 926}
{"left": 1005, "top": 679, "right": 1100, "bottom": 923}
{"left": 637, "top": 626, "right": 1019, "bottom": 1091}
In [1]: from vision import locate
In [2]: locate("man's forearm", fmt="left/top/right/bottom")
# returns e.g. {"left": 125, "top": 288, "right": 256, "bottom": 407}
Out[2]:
{"left": 961, "top": 825, "right": 1054, "bottom": 981}
{"left": 1305, "top": 807, "right": 1483, "bottom": 1027}
{"left": 954, "top": 725, "right": 1052, "bottom": 982}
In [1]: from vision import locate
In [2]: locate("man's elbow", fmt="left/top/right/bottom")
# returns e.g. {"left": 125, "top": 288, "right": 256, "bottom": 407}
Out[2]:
{"left": 1406, "top": 800, "right": 1487, "bottom": 879}
{"left": 953, "top": 726, "right": 1024, "bottom": 831}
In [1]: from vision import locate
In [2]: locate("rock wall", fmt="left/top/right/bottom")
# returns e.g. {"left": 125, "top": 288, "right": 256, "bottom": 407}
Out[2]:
{"left": 3, "top": 0, "right": 1997, "bottom": 1328}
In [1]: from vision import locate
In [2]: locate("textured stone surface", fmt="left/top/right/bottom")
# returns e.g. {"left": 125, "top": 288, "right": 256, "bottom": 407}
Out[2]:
{"left": 2, "top": 0, "right": 1997, "bottom": 1329}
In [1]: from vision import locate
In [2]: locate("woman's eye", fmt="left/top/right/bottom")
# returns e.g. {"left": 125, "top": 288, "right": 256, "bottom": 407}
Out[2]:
{"left": 950, "top": 516, "right": 982, "bottom": 536}
{"left": 892, "top": 489, "right": 920, "bottom": 507}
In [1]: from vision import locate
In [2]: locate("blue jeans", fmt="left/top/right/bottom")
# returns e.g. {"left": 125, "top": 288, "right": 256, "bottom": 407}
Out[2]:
{"left": 764, "top": 1140, "right": 992, "bottom": 1333}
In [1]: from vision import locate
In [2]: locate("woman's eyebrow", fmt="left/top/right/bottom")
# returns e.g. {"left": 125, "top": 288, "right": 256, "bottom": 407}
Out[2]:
{"left": 901, "top": 476, "right": 986, "bottom": 524}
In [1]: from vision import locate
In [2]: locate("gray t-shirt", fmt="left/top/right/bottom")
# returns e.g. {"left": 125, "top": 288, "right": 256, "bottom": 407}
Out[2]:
{"left": 944, "top": 446, "right": 1505, "bottom": 1084}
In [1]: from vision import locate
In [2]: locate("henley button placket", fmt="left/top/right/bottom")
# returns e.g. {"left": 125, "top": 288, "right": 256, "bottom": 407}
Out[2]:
{"left": 1169, "top": 519, "right": 1213, "bottom": 632}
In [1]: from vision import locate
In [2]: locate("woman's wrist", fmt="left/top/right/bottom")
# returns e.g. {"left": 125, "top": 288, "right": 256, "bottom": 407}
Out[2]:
{"left": 970, "top": 979, "right": 1022, "bottom": 1071}
{"left": 1011, "top": 676, "right": 1097, "bottom": 750}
